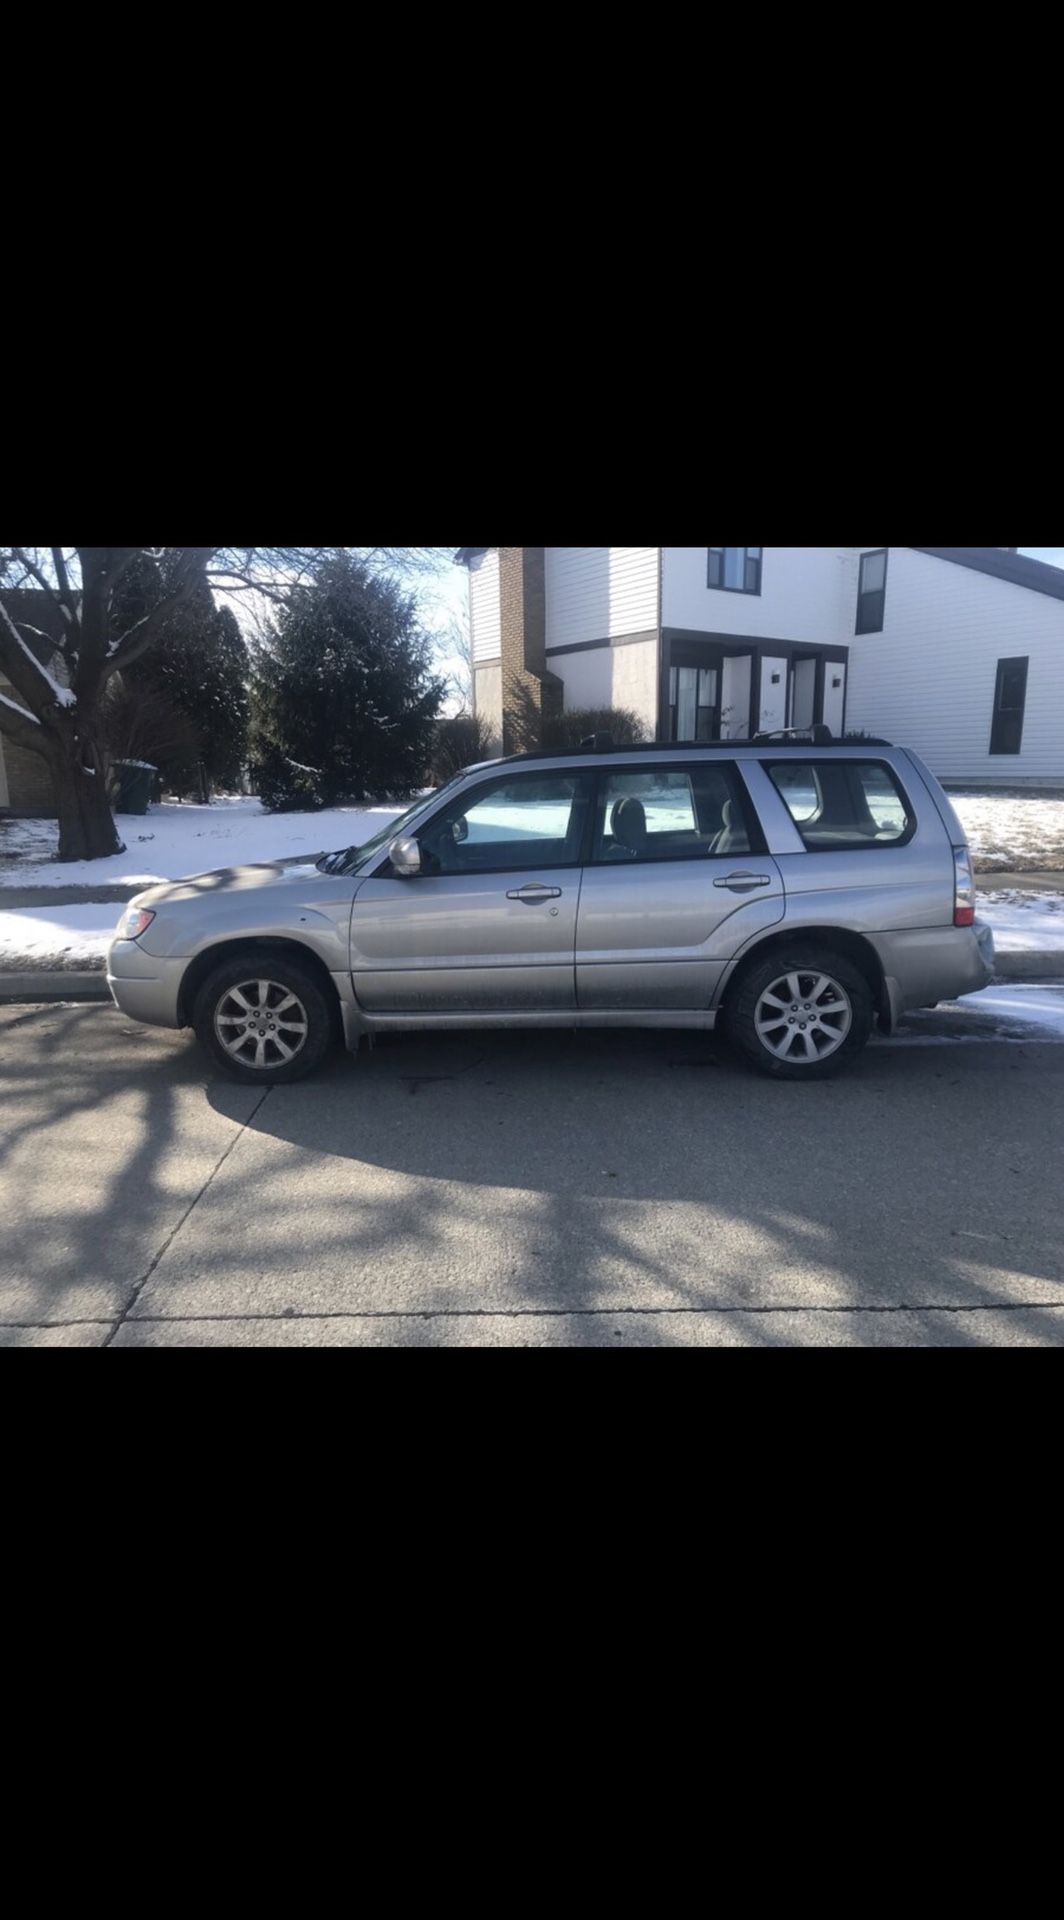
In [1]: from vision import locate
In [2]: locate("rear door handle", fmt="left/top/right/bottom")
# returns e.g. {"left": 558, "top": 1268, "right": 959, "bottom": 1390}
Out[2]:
{"left": 714, "top": 872, "right": 772, "bottom": 892}
{"left": 507, "top": 884, "right": 563, "bottom": 903}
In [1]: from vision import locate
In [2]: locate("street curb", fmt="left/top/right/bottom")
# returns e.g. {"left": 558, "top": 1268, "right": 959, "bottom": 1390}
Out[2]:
{"left": 993, "top": 953, "right": 1064, "bottom": 982}
{"left": 0, "top": 968, "right": 110, "bottom": 1002}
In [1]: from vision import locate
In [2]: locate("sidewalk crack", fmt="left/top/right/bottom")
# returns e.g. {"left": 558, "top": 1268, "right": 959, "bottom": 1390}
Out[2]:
{"left": 103, "top": 1087, "right": 272, "bottom": 1347}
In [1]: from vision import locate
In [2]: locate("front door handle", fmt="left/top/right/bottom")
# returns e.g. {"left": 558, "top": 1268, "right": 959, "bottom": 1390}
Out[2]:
{"left": 507, "top": 884, "right": 563, "bottom": 904}
{"left": 714, "top": 872, "right": 773, "bottom": 892}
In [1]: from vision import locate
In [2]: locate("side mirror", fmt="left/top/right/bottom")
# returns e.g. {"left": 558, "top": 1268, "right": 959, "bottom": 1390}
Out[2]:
{"left": 389, "top": 835, "right": 422, "bottom": 877}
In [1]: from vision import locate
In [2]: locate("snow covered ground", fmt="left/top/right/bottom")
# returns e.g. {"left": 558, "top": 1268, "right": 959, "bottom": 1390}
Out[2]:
{"left": 0, "top": 902, "right": 120, "bottom": 968}
{"left": 3, "top": 788, "right": 1063, "bottom": 884}
{"left": 0, "top": 797, "right": 405, "bottom": 890}
{"left": 951, "top": 791, "right": 1064, "bottom": 871}
{"left": 897, "top": 985, "right": 1064, "bottom": 1042}
{"left": 979, "top": 890, "right": 1064, "bottom": 952}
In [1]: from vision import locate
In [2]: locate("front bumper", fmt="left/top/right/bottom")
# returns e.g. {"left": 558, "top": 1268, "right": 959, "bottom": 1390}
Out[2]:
{"left": 106, "top": 939, "right": 186, "bottom": 1028}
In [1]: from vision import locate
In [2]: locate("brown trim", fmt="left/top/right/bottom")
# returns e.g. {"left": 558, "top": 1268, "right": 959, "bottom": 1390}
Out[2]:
{"left": 665, "top": 627, "right": 850, "bottom": 663}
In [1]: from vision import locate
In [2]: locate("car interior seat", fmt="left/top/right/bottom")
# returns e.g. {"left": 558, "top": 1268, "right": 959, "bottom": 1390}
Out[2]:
{"left": 710, "top": 798, "right": 747, "bottom": 856}
{"left": 608, "top": 796, "right": 649, "bottom": 859}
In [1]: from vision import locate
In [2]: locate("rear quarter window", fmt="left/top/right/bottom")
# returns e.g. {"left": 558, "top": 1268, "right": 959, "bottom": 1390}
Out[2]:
{"left": 766, "top": 760, "right": 916, "bottom": 851}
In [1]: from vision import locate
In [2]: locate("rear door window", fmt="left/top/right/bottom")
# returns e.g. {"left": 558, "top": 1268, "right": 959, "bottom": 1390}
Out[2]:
{"left": 593, "top": 764, "right": 755, "bottom": 863}
{"left": 766, "top": 760, "right": 915, "bottom": 850}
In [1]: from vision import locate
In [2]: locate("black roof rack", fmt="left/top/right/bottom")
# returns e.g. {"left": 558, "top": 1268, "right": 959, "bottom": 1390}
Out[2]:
{"left": 493, "top": 725, "right": 894, "bottom": 767}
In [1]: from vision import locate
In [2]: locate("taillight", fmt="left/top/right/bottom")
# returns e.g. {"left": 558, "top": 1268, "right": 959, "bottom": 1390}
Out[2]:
{"left": 953, "top": 846, "right": 976, "bottom": 927}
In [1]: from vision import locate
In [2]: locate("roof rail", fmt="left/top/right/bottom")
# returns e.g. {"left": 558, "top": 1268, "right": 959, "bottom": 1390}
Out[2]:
{"left": 495, "top": 727, "right": 896, "bottom": 767}
{"left": 751, "top": 724, "right": 834, "bottom": 744}
{"left": 751, "top": 726, "right": 895, "bottom": 748}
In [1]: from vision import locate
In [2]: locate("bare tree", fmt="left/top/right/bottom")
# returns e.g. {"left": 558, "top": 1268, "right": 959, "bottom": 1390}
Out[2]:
{"left": 0, "top": 547, "right": 449, "bottom": 860}
{"left": 439, "top": 609, "right": 475, "bottom": 713}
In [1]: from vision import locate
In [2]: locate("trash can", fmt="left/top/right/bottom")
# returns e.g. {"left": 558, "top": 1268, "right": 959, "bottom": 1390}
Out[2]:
{"left": 113, "top": 759, "right": 157, "bottom": 815}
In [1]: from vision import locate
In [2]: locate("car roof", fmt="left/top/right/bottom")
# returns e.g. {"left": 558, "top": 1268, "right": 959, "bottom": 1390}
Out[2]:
{"left": 467, "top": 736, "right": 896, "bottom": 776}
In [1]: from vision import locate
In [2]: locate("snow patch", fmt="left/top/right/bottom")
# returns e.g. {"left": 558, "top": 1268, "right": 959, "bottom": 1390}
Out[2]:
{"left": 0, "top": 902, "right": 120, "bottom": 967}
{"left": 0, "top": 797, "right": 407, "bottom": 888}
{"left": 953, "top": 792, "right": 1064, "bottom": 871}
{"left": 979, "top": 890, "right": 1064, "bottom": 953}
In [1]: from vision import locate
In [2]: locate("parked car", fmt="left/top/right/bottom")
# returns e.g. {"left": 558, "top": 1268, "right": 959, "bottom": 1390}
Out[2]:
{"left": 107, "top": 735, "right": 994, "bottom": 1083}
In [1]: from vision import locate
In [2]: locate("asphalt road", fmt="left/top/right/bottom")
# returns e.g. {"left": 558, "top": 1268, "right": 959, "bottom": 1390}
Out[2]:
{"left": 3, "top": 998, "right": 1064, "bottom": 1346}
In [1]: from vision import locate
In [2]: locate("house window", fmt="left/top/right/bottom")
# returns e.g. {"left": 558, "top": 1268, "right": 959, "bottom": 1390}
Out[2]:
{"left": 856, "top": 549, "right": 888, "bottom": 634}
{"left": 989, "top": 656, "right": 1029, "bottom": 755}
{"left": 669, "top": 666, "right": 719, "bottom": 740}
{"left": 708, "top": 547, "right": 762, "bottom": 595}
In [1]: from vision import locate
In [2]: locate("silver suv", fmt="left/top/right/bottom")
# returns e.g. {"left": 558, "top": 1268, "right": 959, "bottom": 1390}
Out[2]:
{"left": 107, "top": 736, "right": 994, "bottom": 1083}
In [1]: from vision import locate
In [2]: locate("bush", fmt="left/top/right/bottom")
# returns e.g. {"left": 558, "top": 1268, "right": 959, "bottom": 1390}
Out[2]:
{"left": 541, "top": 706, "right": 649, "bottom": 752}
{"left": 253, "top": 745, "right": 325, "bottom": 813}
{"left": 428, "top": 713, "right": 495, "bottom": 783}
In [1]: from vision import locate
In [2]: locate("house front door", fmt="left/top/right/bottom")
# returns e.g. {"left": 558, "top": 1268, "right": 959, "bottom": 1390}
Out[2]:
{"left": 790, "top": 657, "right": 818, "bottom": 731}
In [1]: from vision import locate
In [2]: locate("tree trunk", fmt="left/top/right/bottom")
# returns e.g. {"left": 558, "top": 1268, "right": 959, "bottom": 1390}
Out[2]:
{"left": 47, "top": 749, "right": 126, "bottom": 862}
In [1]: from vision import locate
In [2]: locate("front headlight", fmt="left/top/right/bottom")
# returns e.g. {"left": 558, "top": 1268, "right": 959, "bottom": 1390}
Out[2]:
{"left": 116, "top": 906, "right": 156, "bottom": 942}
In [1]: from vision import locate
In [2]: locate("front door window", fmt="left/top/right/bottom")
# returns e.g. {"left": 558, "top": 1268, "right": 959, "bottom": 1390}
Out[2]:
{"left": 415, "top": 770, "right": 592, "bottom": 874}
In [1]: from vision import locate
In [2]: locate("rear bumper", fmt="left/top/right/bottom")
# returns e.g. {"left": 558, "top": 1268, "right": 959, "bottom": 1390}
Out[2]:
{"left": 106, "top": 940, "right": 185, "bottom": 1028}
{"left": 872, "top": 922, "right": 995, "bottom": 1021}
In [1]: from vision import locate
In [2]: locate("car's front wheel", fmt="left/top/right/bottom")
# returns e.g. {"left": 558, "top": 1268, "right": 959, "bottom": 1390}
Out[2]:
{"left": 193, "top": 956, "right": 336, "bottom": 1084}
{"left": 726, "top": 947, "right": 873, "bottom": 1079}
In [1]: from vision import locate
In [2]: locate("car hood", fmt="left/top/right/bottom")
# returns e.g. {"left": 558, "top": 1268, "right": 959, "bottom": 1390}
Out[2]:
{"left": 131, "top": 856, "right": 335, "bottom": 907}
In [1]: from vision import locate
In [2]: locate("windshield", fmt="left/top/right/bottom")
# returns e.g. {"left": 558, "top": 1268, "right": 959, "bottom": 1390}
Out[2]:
{"left": 315, "top": 772, "right": 474, "bottom": 877}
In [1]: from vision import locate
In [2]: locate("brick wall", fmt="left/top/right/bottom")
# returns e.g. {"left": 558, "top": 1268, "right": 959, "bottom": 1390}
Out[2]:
{"left": 498, "top": 547, "right": 562, "bottom": 754}
{"left": 0, "top": 679, "right": 57, "bottom": 815}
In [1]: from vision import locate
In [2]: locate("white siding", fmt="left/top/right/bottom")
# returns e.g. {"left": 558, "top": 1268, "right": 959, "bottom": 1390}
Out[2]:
{"left": 473, "top": 660, "right": 503, "bottom": 752}
{"left": 822, "top": 663, "right": 846, "bottom": 736}
{"left": 469, "top": 550, "right": 501, "bottom": 663}
{"left": 759, "top": 657, "right": 788, "bottom": 733}
{"left": 552, "top": 639, "right": 659, "bottom": 736}
{"left": 546, "top": 548, "right": 659, "bottom": 649}
{"left": 846, "top": 548, "right": 1064, "bottom": 783}
{"left": 720, "top": 656, "right": 751, "bottom": 739}
{"left": 663, "top": 547, "right": 851, "bottom": 643}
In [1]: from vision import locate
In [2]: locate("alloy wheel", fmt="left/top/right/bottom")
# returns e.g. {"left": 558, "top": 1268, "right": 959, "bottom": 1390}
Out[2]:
{"left": 754, "top": 969, "right": 853, "bottom": 1064}
{"left": 214, "top": 978, "right": 309, "bottom": 1070}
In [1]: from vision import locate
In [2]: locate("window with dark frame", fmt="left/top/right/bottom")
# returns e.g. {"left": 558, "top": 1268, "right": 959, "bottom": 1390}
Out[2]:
{"left": 708, "top": 547, "right": 762, "bottom": 595}
{"left": 668, "top": 665, "right": 719, "bottom": 740}
{"left": 856, "top": 549, "right": 888, "bottom": 633}
{"left": 989, "top": 656, "right": 1029, "bottom": 755}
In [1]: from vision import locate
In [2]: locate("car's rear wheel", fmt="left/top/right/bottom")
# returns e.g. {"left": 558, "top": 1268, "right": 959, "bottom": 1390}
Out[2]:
{"left": 726, "top": 947, "right": 873, "bottom": 1079}
{"left": 193, "top": 956, "right": 336, "bottom": 1084}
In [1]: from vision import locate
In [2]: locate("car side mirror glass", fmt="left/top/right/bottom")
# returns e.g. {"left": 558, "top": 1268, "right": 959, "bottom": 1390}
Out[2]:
{"left": 389, "top": 835, "right": 422, "bottom": 877}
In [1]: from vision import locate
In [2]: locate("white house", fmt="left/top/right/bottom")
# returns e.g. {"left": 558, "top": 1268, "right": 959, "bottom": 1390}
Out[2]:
{"left": 455, "top": 547, "right": 1064, "bottom": 786}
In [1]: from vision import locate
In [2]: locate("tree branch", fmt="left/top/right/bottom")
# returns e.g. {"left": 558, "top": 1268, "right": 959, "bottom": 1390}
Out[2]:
{"left": 0, "top": 593, "right": 75, "bottom": 716}
{"left": 11, "top": 547, "right": 68, "bottom": 631}
{"left": 106, "top": 549, "right": 215, "bottom": 675}
{"left": 0, "top": 686, "right": 47, "bottom": 754}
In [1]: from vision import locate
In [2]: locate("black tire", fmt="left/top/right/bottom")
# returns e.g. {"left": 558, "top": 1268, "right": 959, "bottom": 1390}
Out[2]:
{"left": 193, "top": 954, "right": 337, "bottom": 1084}
{"left": 725, "top": 945, "right": 873, "bottom": 1080}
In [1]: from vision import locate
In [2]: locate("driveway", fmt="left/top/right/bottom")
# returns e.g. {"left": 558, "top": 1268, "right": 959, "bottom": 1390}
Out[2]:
{"left": 2, "top": 1000, "right": 1063, "bottom": 1346}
